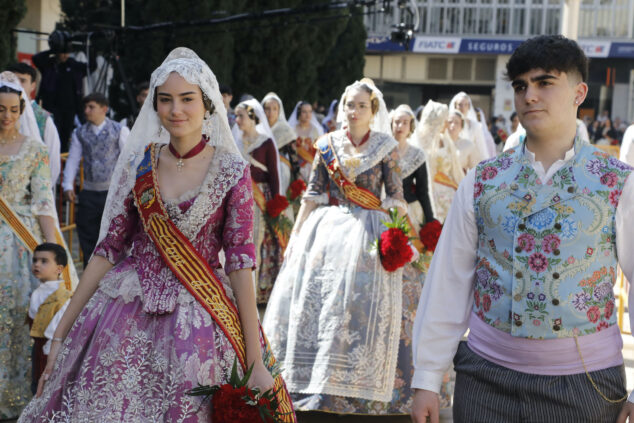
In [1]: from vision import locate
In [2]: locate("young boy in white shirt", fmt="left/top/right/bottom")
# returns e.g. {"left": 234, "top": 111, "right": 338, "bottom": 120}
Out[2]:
{"left": 29, "top": 243, "right": 72, "bottom": 394}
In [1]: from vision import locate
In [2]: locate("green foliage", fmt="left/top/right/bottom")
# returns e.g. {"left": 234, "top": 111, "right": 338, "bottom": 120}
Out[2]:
{"left": 59, "top": 0, "right": 366, "bottom": 118}
{"left": 0, "top": 0, "right": 27, "bottom": 70}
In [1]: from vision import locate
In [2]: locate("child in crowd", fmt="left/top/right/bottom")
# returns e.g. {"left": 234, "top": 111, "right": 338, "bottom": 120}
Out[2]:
{"left": 28, "top": 243, "right": 72, "bottom": 394}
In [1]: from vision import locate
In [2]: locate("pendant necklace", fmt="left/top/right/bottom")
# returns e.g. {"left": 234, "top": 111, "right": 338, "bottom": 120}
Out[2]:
{"left": 168, "top": 138, "right": 207, "bottom": 172}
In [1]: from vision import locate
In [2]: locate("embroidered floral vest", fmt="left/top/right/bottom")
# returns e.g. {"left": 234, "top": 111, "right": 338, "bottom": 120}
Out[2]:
{"left": 473, "top": 138, "right": 632, "bottom": 339}
{"left": 76, "top": 118, "right": 122, "bottom": 190}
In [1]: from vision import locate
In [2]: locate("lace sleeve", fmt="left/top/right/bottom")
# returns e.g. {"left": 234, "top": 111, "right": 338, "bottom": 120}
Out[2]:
{"left": 30, "top": 142, "right": 56, "bottom": 218}
{"left": 302, "top": 152, "right": 329, "bottom": 205}
{"left": 223, "top": 166, "right": 257, "bottom": 274}
{"left": 93, "top": 191, "right": 139, "bottom": 264}
{"left": 382, "top": 147, "right": 407, "bottom": 211}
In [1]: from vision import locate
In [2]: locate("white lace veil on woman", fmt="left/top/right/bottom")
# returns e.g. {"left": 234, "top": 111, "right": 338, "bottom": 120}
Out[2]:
{"left": 287, "top": 101, "right": 325, "bottom": 137}
{"left": 0, "top": 71, "right": 44, "bottom": 145}
{"left": 232, "top": 98, "right": 282, "bottom": 195}
{"left": 261, "top": 92, "right": 296, "bottom": 149}
{"left": 336, "top": 78, "right": 391, "bottom": 135}
{"left": 97, "top": 47, "right": 242, "bottom": 247}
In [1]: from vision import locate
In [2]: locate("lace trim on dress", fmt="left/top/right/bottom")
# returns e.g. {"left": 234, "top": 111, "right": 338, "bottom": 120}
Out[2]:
{"left": 164, "top": 149, "right": 247, "bottom": 241}
{"left": 0, "top": 135, "right": 32, "bottom": 161}
{"left": 272, "top": 121, "right": 296, "bottom": 149}
{"left": 400, "top": 144, "right": 426, "bottom": 179}
{"left": 330, "top": 130, "right": 398, "bottom": 181}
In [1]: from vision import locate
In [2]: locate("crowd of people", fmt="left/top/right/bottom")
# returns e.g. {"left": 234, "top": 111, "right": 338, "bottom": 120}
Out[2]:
{"left": 1, "top": 34, "right": 634, "bottom": 422}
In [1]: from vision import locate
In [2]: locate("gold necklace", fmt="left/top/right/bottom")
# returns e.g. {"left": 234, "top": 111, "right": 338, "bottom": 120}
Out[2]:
{"left": 0, "top": 132, "right": 19, "bottom": 145}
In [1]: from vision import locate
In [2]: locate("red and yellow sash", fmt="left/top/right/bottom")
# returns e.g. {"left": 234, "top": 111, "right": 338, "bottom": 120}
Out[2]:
{"left": 316, "top": 135, "right": 424, "bottom": 252}
{"left": 295, "top": 137, "right": 316, "bottom": 164}
{"left": 133, "top": 144, "right": 295, "bottom": 421}
{"left": 433, "top": 171, "right": 459, "bottom": 190}
{"left": 0, "top": 194, "right": 74, "bottom": 290}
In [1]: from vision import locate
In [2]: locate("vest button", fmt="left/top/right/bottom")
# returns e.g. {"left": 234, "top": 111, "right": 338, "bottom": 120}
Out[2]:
{"left": 567, "top": 186, "right": 575, "bottom": 193}
{"left": 515, "top": 320, "right": 522, "bottom": 327}
{"left": 553, "top": 249, "right": 560, "bottom": 256}
{"left": 553, "top": 272, "right": 560, "bottom": 279}
{"left": 554, "top": 223, "right": 562, "bottom": 230}
{"left": 515, "top": 271, "right": 523, "bottom": 278}
{"left": 518, "top": 223, "right": 526, "bottom": 231}
{"left": 552, "top": 299, "right": 560, "bottom": 305}
{"left": 553, "top": 324, "right": 561, "bottom": 331}
{"left": 515, "top": 246, "right": 522, "bottom": 253}
{"left": 511, "top": 183, "right": 519, "bottom": 190}
{"left": 514, "top": 294, "right": 522, "bottom": 301}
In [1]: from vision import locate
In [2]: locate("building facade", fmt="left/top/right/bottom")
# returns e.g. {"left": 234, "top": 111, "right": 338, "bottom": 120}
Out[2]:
{"left": 364, "top": 0, "right": 634, "bottom": 124}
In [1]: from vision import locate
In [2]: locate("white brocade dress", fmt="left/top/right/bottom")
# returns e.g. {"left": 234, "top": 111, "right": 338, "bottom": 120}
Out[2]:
{"left": 263, "top": 130, "right": 408, "bottom": 413}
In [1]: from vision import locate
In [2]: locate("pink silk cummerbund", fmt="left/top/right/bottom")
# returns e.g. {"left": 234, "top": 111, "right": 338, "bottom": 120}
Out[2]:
{"left": 467, "top": 312, "right": 623, "bottom": 375}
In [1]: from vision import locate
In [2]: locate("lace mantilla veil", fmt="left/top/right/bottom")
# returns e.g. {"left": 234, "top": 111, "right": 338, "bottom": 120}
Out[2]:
{"left": 287, "top": 101, "right": 325, "bottom": 137}
{"left": 336, "top": 79, "right": 391, "bottom": 135}
{"left": 261, "top": 92, "right": 297, "bottom": 149}
{"left": 96, "top": 47, "right": 243, "bottom": 246}
{"left": 0, "top": 71, "right": 44, "bottom": 144}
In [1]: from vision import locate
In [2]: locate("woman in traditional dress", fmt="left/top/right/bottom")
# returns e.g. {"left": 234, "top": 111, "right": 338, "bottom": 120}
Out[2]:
{"left": 0, "top": 72, "right": 59, "bottom": 419}
{"left": 390, "top": 104, "right": 434, "bottom": 231}
{"left": 449, "top": 92, "right": 495, "bottom": 160}
{"left": 20, "top": 48, "right": 294, "bottom": 422}
{"left": 233, "top": 99, "right": 283, "bottom": 304}
{"left": 263, "top": 79, "right": 415, "bottom": 415}
{"left": 417, "top": 100, "right": 464, "bottom": 223}
{"left": 287, "top": 101, "right": 324, "bottom": 182}
{"left": 262, "top": 92, "right": 298, "bottom": 198}
{"left": 321, "top": 99, "right": 338, "bottom": 133}
{"left": 446, "top": 110, "right": 482, "bottom": 173}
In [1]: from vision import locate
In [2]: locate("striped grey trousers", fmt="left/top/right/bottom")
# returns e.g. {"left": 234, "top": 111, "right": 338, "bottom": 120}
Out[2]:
{"left": 452, "top": 342, "right": 626, "bottom": 422}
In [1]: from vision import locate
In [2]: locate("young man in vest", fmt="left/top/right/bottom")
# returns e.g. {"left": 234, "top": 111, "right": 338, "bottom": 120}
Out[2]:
{"left": 7, "top": 62, "right": 62, "bottom": 185}
{"left": 62, "top": 93, "right": 129, "bottom": 266}
{"left": 411, "top": 35, "right": 634, "bottom": 422}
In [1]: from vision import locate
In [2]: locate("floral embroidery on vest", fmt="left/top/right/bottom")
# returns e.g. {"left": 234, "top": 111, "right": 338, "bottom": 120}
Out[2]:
{"left": 473, "top": 138, "right": 632, "bottom": 339}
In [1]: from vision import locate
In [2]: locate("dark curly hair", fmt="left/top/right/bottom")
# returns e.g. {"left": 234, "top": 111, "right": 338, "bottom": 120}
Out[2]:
{"left": 506, "top": 35, "right": 588, "bottom": 82}
{"left": 0, "top": 86, "right": 25, "bottom": 114}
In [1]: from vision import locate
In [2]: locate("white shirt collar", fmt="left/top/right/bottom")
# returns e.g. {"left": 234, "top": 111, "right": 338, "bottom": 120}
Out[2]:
{"left": 28, "top": 280, "right": 63, "bottom": 319}
{"left": 522, "top": 141, "right": 576, "bottom": 183}
{"left": 91, "top": 119, "right": 107, "bottom": 134}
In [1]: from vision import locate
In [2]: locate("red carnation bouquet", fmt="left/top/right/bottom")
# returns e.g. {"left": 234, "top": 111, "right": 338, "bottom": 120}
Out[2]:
{"left": 265, "top": 194, "right": 293, "bottom": 251}
{"left": 419, "top": 219, "right": 443, "bottom": 252}
{"left": 286, "top": 179, "right": 306, "bottom": 215}
{"left": 374, "top": 208, "right": 414, "bottom": 272}
{"left": 287, "top": 179, "right": 307, "bottom": 202}
{"left": 186, "top": 356, "right": 288, "bottom": 422}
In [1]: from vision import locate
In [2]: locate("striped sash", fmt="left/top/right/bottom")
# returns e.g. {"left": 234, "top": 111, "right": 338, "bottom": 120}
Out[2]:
{"left": 0, "top": 194, "right": 75, "bottom": 290}
{"left": 133, "top": 144, "right": 295, "bottom": 421}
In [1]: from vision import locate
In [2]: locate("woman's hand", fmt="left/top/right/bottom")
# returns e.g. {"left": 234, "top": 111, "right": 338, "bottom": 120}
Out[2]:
{"left": 36, "top": 339, "right": 62, "bottom": 397}
{"left": 248, "top": 361, "right": 275, "bottom": 392}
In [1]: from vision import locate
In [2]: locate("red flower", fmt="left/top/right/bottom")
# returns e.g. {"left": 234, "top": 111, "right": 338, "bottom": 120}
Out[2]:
{"left": 419, "top": 220, "right": 443, "bottom": 252}
{"left": 474, "top": 290, "right": 481, "bottom": 308}
{"left": 481, "top": 166, "right": 498, "bottom": 181}
{"left": 482, "top": 294, "right": 492, "bottom": 312}
{"left": 288, "top": 179, "right": 307, "bottom": 200}
{"left": 604, "top": 300, "right": 614, "bottom": 319}
{"left": 517, "top": 233, "right": 535, "bottom": 252}
{"left": 527, "top": 252, "right": 548, "bottom": 273}
{"left": 379, "top": 228, "right": 413, "bottom": 271}
{"left": 474, "top": 182, "right": 484, "bottom": 198}
{"left": 541, "top": 234, "right": 561, "bottom": 254}
{"left": 596, "top": 321, "right": 610, "bottom": 331}
{"left": 587, "top": 306, "right": 600, "bottom": 323}
{"left": 266, "top": 194, "right": 289, "bottom": 218}
{"left": 609, "top": 189, "right": 622, "bottom": 207}
{"left": 600, "top": 171, "right": 618, "bottom": 188}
